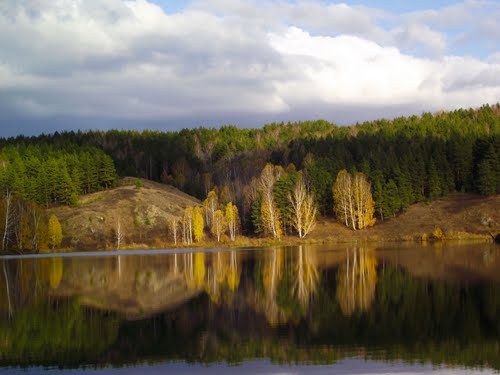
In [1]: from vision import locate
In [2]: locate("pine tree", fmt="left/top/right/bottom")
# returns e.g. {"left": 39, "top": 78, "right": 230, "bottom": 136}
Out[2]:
{"left": 99, "top": 154, "right": 116, "bottom": 189}
{"left": 476, "top": 143, "right": 498, "bottom": 195}
{"left": 384, "top": 179, "right": 401, "bottom": 217}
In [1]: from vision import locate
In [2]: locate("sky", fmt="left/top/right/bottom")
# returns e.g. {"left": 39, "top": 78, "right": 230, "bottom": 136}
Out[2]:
{"left": 0, "top": 0, "right": 499, "bottom": 137}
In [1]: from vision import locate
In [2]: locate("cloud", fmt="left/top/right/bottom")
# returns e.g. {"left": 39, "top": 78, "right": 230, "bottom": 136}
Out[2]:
{"left": 0, "top": 0, "right": 498, "bottom": 136}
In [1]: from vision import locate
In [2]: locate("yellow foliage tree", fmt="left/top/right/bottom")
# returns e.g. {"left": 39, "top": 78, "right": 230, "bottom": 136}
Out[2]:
{"left": 225, "top": 202, "right": 240, "bottom": 241}
{"left": 203, "top": 190, "right": 218, "bottom": 228}
{"left": 193, "top": 206, "right": 204, "bottom": 242}
{"left": 48, "top": 215, "right": 63, "bottom": 250}
{"left": 333, "top": 170, "right": 375, "bottom": 230}
{"left": 211, "top": 209, "right": 225, "bottom": 242}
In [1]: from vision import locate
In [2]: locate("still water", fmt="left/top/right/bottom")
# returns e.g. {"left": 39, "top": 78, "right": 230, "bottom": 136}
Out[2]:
{"left": 0, "top": 243, "right": 499, "bottom": 374}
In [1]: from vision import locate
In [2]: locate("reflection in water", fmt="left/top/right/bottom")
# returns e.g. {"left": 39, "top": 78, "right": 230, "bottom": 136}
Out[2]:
{"left": 336, "top": 248, "right": 378, "bottom": 316}
{"left": 260, "top": 247, "right": 284, "bottom": 325}
{"left": 205, "top": 251, "right": 241, "bottom": 304}
{"left": 0, "top": 243, "right": 499, "bottom": 372}
{"left": 293, "top": 246, "right": 319, "bottom": 310}
{"left": 48, "top": 258, "right": 63, "bottom": 290}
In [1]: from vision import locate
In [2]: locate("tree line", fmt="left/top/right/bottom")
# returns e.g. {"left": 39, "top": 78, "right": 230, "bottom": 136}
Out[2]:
{"left": 0, "top": 104, "right": 498, "bottom": 245}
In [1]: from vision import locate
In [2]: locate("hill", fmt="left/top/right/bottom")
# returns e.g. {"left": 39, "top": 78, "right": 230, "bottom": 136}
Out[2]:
{"left": 310, "top": 193, "right": 500, "bottom": 243}
{"left": 50, "top": 178, "right": 199, "bottom": 249}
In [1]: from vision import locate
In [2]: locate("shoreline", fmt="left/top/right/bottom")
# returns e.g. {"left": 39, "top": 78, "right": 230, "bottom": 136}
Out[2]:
{"left": 0, "top": 232, "right": 494, "bottom": 257}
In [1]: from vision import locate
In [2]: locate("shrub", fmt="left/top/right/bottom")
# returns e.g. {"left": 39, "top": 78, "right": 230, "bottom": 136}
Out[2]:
{"left": 431, "top": 227, "right": 444, "bottom": 241}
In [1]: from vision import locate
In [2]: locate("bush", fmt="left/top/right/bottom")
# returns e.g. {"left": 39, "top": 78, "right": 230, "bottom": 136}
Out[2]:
{"left": 431, "top": 227, "right": 444, "bottom": 241}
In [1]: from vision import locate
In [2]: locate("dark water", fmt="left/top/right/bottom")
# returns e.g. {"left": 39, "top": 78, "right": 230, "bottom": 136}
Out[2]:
{"left": 0, "top": 242, "right": 499, "bottom": 374}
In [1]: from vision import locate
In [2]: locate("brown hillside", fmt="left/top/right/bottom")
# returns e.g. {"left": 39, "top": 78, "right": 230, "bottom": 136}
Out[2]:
{"left": 310, "top": 193, "right": 500, "bottom": 243}
{"left": 50, "top": 178, "right": 199, "bottom": 249}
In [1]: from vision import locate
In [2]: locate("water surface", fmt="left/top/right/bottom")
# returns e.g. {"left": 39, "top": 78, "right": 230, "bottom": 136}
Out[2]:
{"left": 0, "top": 242, "right": 499, "bottom": 373}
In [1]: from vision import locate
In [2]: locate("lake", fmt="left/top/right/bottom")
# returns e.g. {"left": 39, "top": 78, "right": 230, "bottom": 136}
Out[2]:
{"left": 0, "top": 242, "right": 499, "bottom": 374}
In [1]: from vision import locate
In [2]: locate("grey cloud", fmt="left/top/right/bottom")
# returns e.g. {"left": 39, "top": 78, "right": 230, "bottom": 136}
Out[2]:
{"left": 443, "top": 65, "right": 500, "bottom": 92}
{"left": 0, "top": 0, "right": 499, "bottom": 138}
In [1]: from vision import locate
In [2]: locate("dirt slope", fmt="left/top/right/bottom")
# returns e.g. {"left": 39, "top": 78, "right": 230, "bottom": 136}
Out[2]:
{"left": 310, "top": 193, "right": 500, "bottom": 243}
{"left": 51, "top": 178, "right": 199, "bottom": 249}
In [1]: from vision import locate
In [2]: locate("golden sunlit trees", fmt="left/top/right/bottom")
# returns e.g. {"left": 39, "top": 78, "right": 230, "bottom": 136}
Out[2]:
{"left": 289, "top": 173, "right": 317, "bottom": 239}
{"left": 225, "top": 202, "right": 239, "bottom": 241}
{"left": 193, "top": 206, "right": 204, "bottom": 243}
{"left": 333, "top": 170, "right": 375, "bottom": 230}
{"left": 352, "top": 173, "right": 376, "bottom": 229}
{"left": 333, "top": 169, "right": 355, "bottom": 229}
{"left": 203, "top": 190, "right": 218, "bottom": 228}
{"left": 211, "top": 209, "right": 225, "bottom": 242}
{"left": 47, "top": 214, "right": 62, "bottom": 250}
{"left": 259, "top": 164, "right": 283, "bottom": 240}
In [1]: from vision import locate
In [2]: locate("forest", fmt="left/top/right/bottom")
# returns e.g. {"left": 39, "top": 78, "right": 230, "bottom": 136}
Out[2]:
{"left": 0, "top": 104, "right": 499, "bottom": 250}
{"left": 0, "top": 144, "right": 116, "bottom": 251}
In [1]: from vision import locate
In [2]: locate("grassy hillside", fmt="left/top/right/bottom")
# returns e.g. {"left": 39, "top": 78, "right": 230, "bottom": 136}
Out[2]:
{"left": 50, "top": 178, "right": 199, "bottom": 249}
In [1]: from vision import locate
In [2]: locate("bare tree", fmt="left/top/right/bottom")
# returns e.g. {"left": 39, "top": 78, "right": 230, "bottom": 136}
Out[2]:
{"left": 116, "top": 220, "right": 123, "bottom": 249}
{"left": 211, "top": 210, "right": 225, "bottom": 242}
{"left": 31, "top": 205, "right": 42, "bottom": 252}
{"left": 2, "top": 189, "right": 15, "bottom": 251}
{"left": 259, "top": 164, "right": 283, "bottom": 240}
{"left": 333, "top": 170, "right": 356, "bottom": 230}
{"left": 170, "top": 217, "right": 178, "bottom": 245}
{"left": 183, "top": 207, "right": 193, "bottom": 245}
{"left": 289, "top": 174, "right": 317, "bottom": 239}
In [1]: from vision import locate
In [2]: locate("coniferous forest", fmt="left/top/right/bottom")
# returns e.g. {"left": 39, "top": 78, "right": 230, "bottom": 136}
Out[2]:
{"left": 0, "top": 104, "right": 499, "bottom": 250}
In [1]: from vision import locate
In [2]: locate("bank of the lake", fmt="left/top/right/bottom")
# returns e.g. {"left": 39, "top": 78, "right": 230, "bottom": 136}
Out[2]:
{"left": 46, "top": 189, "right": 499, "bottom": 253}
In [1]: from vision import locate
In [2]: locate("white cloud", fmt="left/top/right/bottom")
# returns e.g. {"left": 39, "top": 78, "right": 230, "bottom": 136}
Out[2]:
{"left": 0, "top": 0, "right": 498, "bottom": 134}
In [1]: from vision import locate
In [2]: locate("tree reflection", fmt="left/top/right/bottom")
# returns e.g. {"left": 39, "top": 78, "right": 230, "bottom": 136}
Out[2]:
{"left": 292, "top": 246, "right": 319, "bottom": 310}
{"left": 260, "top": 247, "right": 284, "bottom": 325}
{"left": 205, "top": 251, "right": 241, "bottom": 304}
{"left": 48, "top": 258, "right": 63, "bottom": 290}
{"left": 336, "top": 248, "right": 377, "bottom": 316}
